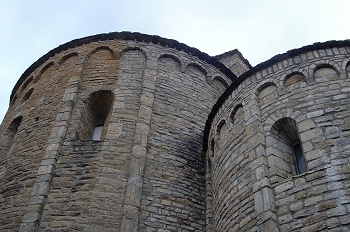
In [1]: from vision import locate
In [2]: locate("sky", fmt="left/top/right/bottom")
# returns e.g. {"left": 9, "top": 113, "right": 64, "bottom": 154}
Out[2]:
{"left": 1, "top": 0, "right": 350, "bottom": 122}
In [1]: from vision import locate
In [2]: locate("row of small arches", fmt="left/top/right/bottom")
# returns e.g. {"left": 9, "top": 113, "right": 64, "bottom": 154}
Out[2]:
{"left": 159, "top": 54, "right": 230, "bottom": 88}
{"left": 212, "top": 63, "right": 349, "bottom": 143}
{"left": 10, "top": 61, "right": 56, "bottom": 106}
{"left": 11, "top": 45, "right": 231, "bottom": 106}
{"left": 213, "top": 61, "right": 350, "bottom": 130}
{"left": 255, "top": 62, "right": 349, "bottom": 99}
{"left": 215, "top": 104, "right": 243, "bottom": 140}
{"left": 11, "top": 74, "right": 35, "bottom": 106}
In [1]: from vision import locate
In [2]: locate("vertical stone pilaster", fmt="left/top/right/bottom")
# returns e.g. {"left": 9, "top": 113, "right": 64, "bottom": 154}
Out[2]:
{"left": 205, "top": 155, "right": 214, "bottom": 232}
{"left": 248, "top": 99, "right": 279, "bottom": 231}
{"left": 19, "top": 76, "right": 80, "bottom": 231}
{"left": 120, "top": 55, "right": 158, "bottom": 232}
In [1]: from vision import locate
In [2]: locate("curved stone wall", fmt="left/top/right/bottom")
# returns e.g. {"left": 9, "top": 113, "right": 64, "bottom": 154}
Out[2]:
{"left": 2, "top": 32, "right": 350, "bottom": 231}
{"left": 207, "top": 44, "right": 350, "bottom": 231}
{"left": 0, "top": 33, "right": 231, "bottom": 231}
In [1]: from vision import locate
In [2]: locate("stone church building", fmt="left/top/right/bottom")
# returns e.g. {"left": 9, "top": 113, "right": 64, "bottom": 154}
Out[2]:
{"left": 1, "top": 32, "right": 350, "bottom": 231}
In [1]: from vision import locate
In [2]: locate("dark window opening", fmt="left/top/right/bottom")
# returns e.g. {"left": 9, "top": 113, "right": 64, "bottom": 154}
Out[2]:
{"left": 293, "top": 143, "right": 307, "bottom": 174}
{"left": 270, "top": 117, "right": 308, "bottom": 179}
{"left": 0, "top": 116, "right": 22, "bottom": 160}
{"left": 79, "top": 90, "right": 114, "bottom": 140}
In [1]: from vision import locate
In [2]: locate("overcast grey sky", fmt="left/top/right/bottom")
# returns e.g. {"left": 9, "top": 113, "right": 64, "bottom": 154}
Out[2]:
{"left": 1, "top": 0, "right": 350, "bottom": 122}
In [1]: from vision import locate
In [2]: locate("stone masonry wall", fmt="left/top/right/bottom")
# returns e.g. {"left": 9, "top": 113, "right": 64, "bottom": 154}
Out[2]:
{"left": 0, "top": 35, "right": 231, "bottom": 231}
{"left": 208, "top": 45, "right": 350, "bottom": 231}
{"left": 3, "top": 32, "right": 349, "bottom": 232}
{"left": 139, "top": 54, "right": 227, "bottom": 231}
{"left": 39, "top": 44, "right": 144, "bottom": 231}
{"left": 0, "top": 52, "right": 74, "bottom": 230}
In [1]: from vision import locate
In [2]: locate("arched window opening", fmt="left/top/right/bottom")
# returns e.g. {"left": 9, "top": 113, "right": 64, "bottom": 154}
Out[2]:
{"left": 270, "top": 117, "right": 307, "bottom": 179}
{"left": 80, "top": 90, "right": 114, "bottom": 140}
{"left": 210, "top": 139, "right": 215, "bottom": 158}
{"left": 230, "top": 104, "right": 243, "bottom": 124}
{"left": 0, "top": 116, "right": 22, "bottom": 160}
{"left": 217, "top": 120, "right": 227, "bottom": 141}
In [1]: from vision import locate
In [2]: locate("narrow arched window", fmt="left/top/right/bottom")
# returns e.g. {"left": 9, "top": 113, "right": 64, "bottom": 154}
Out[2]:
{"left": 269, "top": 117, "right": 307, "bottom": 179}
{"left": 0, "top": 116, "right": 22, "bottom": 160}
{"left": 79, "top": 90, "right": 114, "bottom": 140}
{"left": 210, "top": 139, "right": 215, "bottom": 158}
{"left": 217, "top": 120, "right": 227, "bottom": 141}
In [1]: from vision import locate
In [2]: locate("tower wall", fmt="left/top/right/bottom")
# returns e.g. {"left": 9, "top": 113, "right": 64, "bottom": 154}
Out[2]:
{"left": 0, "top": 34, "right": 232, "bottom": 231}
{"left": 207, "top": 45, "right": 350, "bottom": 231}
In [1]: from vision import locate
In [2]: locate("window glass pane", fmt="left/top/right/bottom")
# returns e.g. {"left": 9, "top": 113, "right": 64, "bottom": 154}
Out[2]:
{"left": 92, "top": 125, "right": 103, "bottom": 140}
{"left": 293, "top": 144, "right": 307, "bottom": 174}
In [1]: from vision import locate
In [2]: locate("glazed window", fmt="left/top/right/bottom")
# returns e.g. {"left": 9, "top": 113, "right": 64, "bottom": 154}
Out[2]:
{"left": 293, "top": 143, "right": 307, "bottom": 174}
{"left": 79, "top": 90, "right": 114, "bottom": 140}
{"left": 92, "top": 125, "right": 103, "bottom": 140}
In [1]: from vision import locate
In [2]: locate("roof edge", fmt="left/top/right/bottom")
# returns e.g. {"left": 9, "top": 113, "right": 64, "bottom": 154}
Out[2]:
{"left": 11, "top": 31, "right": 237, "bottom": 100}
{"left": 203, "top": 39, "right": 350, "bottom": 152}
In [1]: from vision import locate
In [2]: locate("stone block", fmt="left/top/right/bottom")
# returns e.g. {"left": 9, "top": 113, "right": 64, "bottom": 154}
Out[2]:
{"left": 298, "top": 119, "right": 315, "bottom": 132}
{"left": 37, "top": 165, "right": 53, "bottom": 175}
{"left": 317, "top": 200, "right": 337, "bottom": 212}
{"left": 279, "top": 214, "right": 292, "bottom": 224}
{"left": 327, "top": 206, "right": 346, "bottom": 217}
{"left": 306, "top": 110, "right": 324, "bottom": 118}
{"left": 138, "top": 105, "right": 152, "bottom": 122}
{"left": 301, "top": 128, "right": 323, "bottom": 141}
{"left": 22, "top": 212, "right": 40, "bottom": 223}
{"left": 275, "top": 181, "right": 294, "bottom": 195}
{"left": 294, "top": 208, "right": 315, "bottom": 219}
{"left": 305, "top": 195, "right": 323, "bottom": 207}
{"left": 301, "top": 221, "right": 326, "bottom": 232}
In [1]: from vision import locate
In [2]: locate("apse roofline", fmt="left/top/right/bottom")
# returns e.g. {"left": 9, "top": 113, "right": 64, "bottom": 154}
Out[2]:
{"left": 203, "top": 39, "right": 350, "bottom": 152}
{"left": 10, "top": 31, "right": 237, "bottom": 100}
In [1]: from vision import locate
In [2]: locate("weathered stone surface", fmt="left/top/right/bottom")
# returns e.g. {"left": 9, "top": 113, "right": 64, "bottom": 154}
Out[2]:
{"left": 1, "top": 32, "right": 350, "bottom": 231}
{"left": 208, "top": 40, "right": 350, "bottom": 231}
